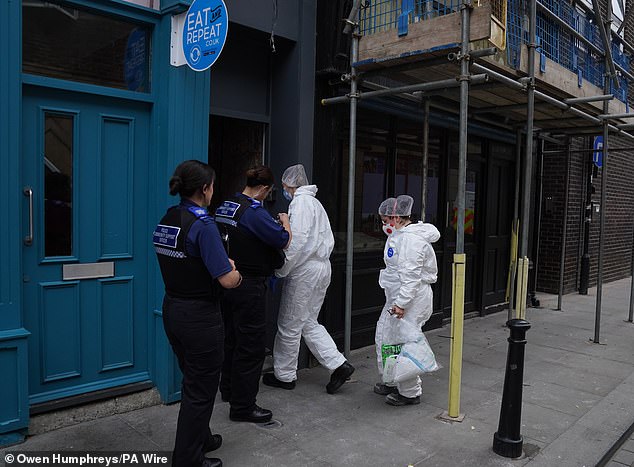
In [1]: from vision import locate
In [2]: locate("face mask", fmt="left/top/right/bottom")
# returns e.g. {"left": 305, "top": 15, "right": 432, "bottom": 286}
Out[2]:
{"left": 283, "top": 190, "right": 293, "bottom": 201}
{"left": 382, "top": 222, "right": 395, "bottom": 236}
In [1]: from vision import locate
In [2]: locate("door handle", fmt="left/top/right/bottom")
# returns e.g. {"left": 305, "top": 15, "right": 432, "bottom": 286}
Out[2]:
{"left": 23, "top": 186, "right": 33, "bottom": 246}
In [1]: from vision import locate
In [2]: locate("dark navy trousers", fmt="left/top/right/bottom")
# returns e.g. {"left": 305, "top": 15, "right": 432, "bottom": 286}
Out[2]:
{"left": 219, "top": 277, "right": 267, "bottom": 414}
{"left": 162, "top": 295, "right": 224, "bottom": 467}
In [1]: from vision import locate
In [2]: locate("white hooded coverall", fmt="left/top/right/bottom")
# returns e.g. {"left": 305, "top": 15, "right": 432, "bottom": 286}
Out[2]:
{"left": 273, "top": 185, "right": 346, "bottom": 382}
{"left": 375, "top": 221, "right": 440, "bottom": 398}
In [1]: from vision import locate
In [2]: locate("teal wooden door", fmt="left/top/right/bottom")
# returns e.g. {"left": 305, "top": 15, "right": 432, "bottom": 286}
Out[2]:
{"left": 22, "top": 86, "right": 151, "bottom": 404}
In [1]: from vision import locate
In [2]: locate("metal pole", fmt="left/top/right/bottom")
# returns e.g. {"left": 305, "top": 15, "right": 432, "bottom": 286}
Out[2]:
{"left": 512, "top": 0, "right": 536, "bottom": 320}
{"left": 599, "top": 112, "right": 634, "bottom": 119}
{"left": 446, "top": 0, "right": 471, "bottom": 421}
{"left": 579, "top": 148, "right": 593, "bottom": 295}
{"left": 508, "top": 130, "right": 522, "bottom": 321}
{"left": 594, "top": 0, "right": 612, "bottom": 344}
{"left": 558, "top": 140, "right": 571, "bottom": 310}
{"left": 456, "top": 5, "right": 470, "bottom": 256}
{"left": 469, "top": 64, "right": 634, "bottom": 142}
{"left": 563, "top": 94, "right": 614, "bottom": 104}
{"left": 530, "top": 139, "right": 545, "bottom": 307}
{"left": 344, "top": 23, "right": 360, "bottom": 359}
{"left": 591, "top": 0, "right": 619, "bottom": 88}
{"left": 629, "top": 227, "right": 634, "bottom": 322}
{"left": 321, "top": 74, "right": 488, "bottom": 105}
{"left": 537, "top": 0, "right": 634, "bottom": 82}
{"left": 421, "top": 99, "right": 430, "bottom": 221}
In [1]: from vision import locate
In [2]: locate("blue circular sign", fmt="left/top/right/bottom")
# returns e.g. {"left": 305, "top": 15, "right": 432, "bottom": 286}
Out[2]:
{"left": 182, "top": 0, "right": 228, "bottom": 72}
{"left": 387, "top": 247, "right": 394, "bottom": 258}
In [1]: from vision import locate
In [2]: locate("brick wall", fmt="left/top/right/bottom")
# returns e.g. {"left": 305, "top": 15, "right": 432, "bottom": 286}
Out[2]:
{"left": 537, "top": 0, "right": 634, "bottom": 294}
{"left": 538, "top": 135, "right": 634, "bottom": 293}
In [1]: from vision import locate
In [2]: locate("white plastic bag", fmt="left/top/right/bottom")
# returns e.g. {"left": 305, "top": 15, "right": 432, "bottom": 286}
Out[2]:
{"left": 382, "top": 355, "right": 398, "bottom": 383}
{"left": 392, "top": 334, "right": 440, "bottom": 383}
{"left": 380, "top": 313, "right": 439, "bottom": 383}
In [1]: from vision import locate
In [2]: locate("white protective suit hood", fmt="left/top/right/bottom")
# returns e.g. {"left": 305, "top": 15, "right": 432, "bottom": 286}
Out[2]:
{"left": 399, "top": 221, "right": 440, "bottom": 244}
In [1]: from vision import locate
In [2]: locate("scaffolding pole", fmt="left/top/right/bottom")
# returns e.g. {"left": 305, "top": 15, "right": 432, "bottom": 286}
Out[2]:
{"left": 558, "top": 140, "right": 571, "bottom": 311}
{"left": 591, "top": 0, "right": 619, "bottom": 88}
{"left": 508, "top": 129, "right": 522, "bottom": 320}
{"left": 537, "top": 0, "right": 634, "bottom": 82}
{"left": 513, "top": 0, "right": 538, "bottom": 320}
{"left": 445, "top": 0, "right": 471, "bottom": 422}
{"left": 471, "top": 63, "right": 634, "bottom": 142}
{"left": 342, "top": 5, "right": 361, "bottom": 359}
{"left": 421, "top": 99, "right": 430, "bottom": 221}
{"left": 594, "top": 0, "right": 613, "bottom": 344}
{"left": 321, "top": 75, "right": 489, "bottom": 105}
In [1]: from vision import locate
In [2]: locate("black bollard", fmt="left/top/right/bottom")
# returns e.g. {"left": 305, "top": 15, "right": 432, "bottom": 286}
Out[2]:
{"left": 493, "top": 319, "right": 531, "bottom": 458}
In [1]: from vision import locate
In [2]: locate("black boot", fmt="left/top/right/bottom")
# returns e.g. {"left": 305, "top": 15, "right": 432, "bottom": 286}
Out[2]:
{"left": 262, "top": 373, "right": 296, "bottom": 390}
{"left": 326, "top": 361, "right": 355, "bottom": 394}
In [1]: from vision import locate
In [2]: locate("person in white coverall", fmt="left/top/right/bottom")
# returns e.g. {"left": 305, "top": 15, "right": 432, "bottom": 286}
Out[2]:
{"left": 262, "top": 164, "right": 355, "bottom": 394}
{"left": 374, "top": 195, "right": 440, "bottom": 406}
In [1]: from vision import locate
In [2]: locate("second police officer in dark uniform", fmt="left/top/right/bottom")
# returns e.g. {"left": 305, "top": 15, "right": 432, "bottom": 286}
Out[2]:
{"left": 215, "top": 165, "right": 291, "bottom": 423}
{"left": 153, "top": 160, "right": 242, "bottom": 467}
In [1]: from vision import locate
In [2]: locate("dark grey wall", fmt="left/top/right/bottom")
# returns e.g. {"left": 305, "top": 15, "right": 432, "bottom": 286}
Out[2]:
{"left": 224, "top": 0, "right": 299, "bottom": 40}
{"left": 210, "top": 0, "right": 317, "bottom": 210}
{"left": 269, "top": 0, "right": 317, "bottom": 194}
{"left": 210, "top": 24, "right": 271, "bottom": 122}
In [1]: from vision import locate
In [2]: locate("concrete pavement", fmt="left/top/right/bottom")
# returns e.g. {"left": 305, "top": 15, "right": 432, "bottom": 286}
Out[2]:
{"left": 3, "top": 278, "right": 634, "bottom": 467}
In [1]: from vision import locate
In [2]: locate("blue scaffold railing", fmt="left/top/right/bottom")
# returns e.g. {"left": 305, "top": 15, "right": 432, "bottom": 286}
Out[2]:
{"left": 507, "top": 0, "right": 631, "bottom": 103}
{"left": 359, "top": 0, "right": 630, "bottom": 104}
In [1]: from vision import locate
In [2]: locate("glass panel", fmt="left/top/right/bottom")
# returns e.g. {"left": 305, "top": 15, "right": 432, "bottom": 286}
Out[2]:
{"left": 44, "top": 113, "right": 73, "bottom": 257}
{"left": 394, "top": 122, "right": 441, "bottom": 225}
{"left": 339, "top": 121, "right": 391, "bottom": 254}
{"left": 334, "top": 114, "right": 444, "bottom": 254}
{"left": 448, "top": 139, "right": 481, "bottom": 242}
{"left": 23, "top": 1, "right": 151, "bottom": 92}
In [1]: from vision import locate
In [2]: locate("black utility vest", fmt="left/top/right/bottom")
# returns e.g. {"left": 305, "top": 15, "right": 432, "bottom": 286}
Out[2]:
{"left": 215, "top": 195, "right": 285, "bottom": 277}
{"left": 153, "top": 205, "right": 218, "bottom": 300}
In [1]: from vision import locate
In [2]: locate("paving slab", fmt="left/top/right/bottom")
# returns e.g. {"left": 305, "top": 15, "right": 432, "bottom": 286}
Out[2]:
{"left": 4, "top": 279, "right": 634, "bottom": 467}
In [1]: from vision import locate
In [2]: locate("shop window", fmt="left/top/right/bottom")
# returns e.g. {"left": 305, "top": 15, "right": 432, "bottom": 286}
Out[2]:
{"left": 334, "top": 115, "right": 442, "bottom": 254}
{"left": 23, "top": 1, "right": 151, "bottom": 92}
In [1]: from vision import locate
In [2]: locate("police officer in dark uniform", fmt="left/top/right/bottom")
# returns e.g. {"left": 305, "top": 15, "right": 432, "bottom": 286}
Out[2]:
{"left": 153, "top": 160, "right": 242, "bottom": 467}
{"left": 215, "top": 165, "right": 291, "bottom": 423}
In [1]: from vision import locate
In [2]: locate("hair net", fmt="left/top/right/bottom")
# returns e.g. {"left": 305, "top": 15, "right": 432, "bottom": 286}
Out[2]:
{"left": 378, "top": 198, "right": 397, "bottom": 216}
{"left": 282, "top": 164, "right": 309, "bottom": 187}
{"left": 379, "top": 195, "right": 413, "bottom": 217}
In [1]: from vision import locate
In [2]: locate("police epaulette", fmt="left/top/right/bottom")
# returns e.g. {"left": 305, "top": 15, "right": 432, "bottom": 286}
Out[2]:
{"left": 188, "top": 206, "right": 212, "bottom": 220}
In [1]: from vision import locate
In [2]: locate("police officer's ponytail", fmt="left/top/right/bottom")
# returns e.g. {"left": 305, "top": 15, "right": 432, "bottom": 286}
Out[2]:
{"left": 169, "top": 160, "right": 216, "bottom": 197}
{"left": 246, "top": 165, "right": 275, "bottom": 188}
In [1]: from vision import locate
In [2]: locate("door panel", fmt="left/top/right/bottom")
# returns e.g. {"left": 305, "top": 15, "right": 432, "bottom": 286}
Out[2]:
{"left": 482, "top": 152, "right": 514, "bottom": 310}
{"left": 22, "top": 86, "right": 151, "bottom": 404}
